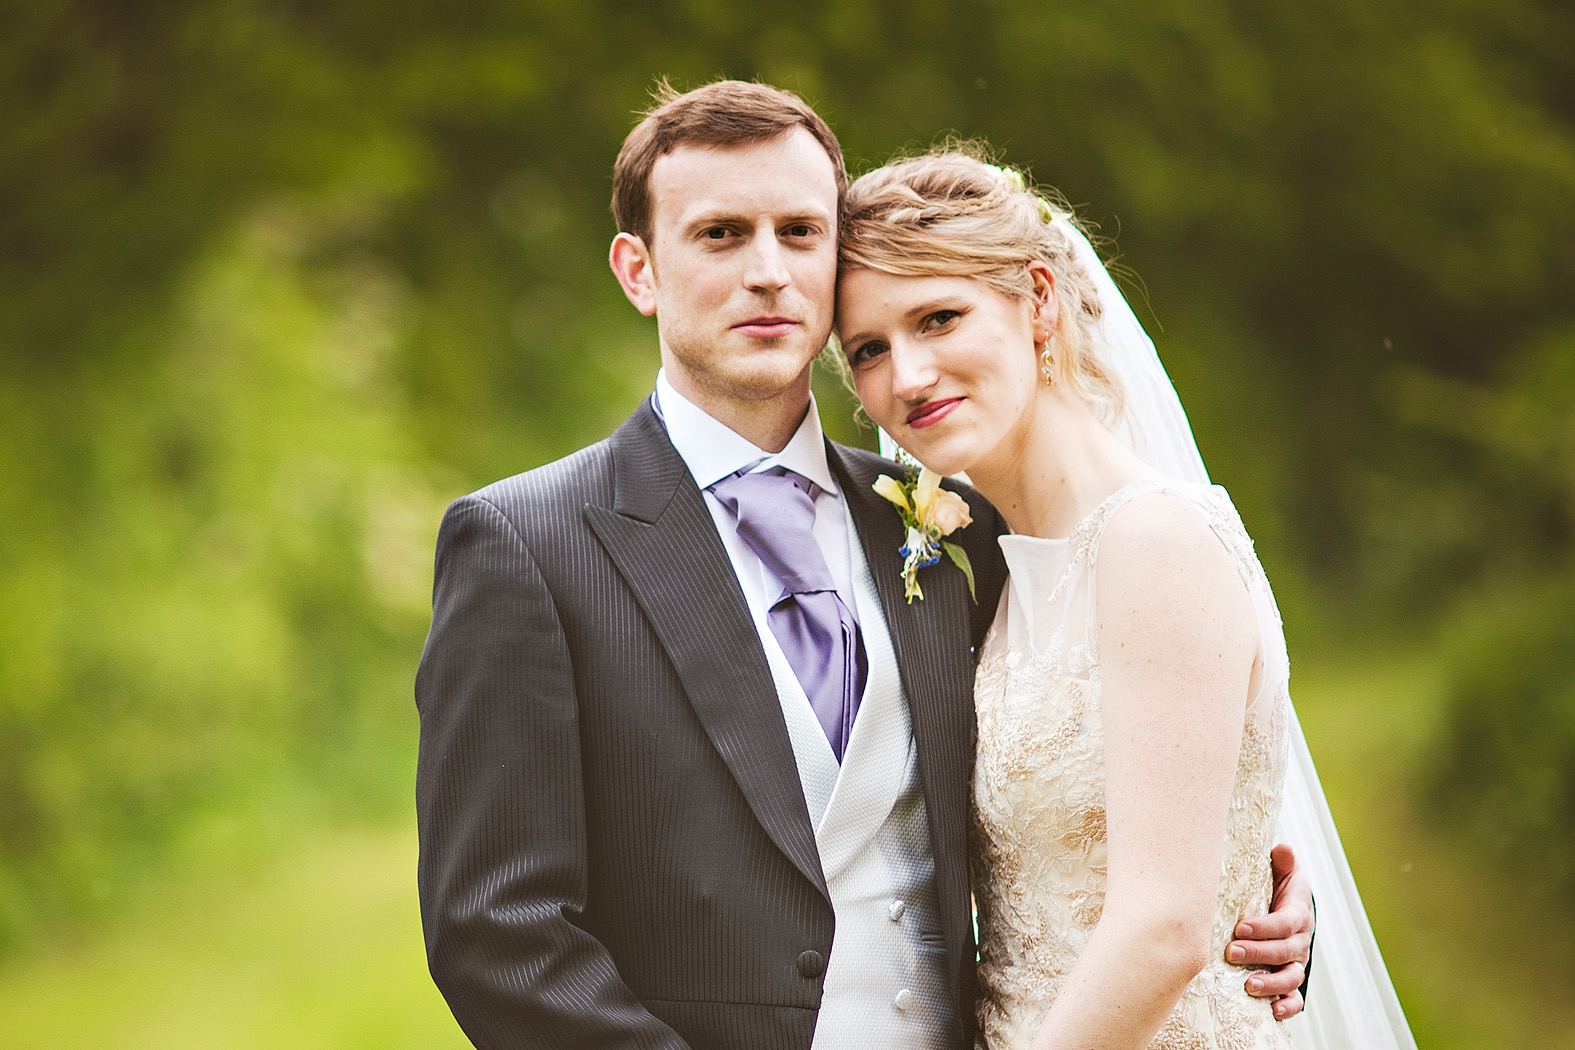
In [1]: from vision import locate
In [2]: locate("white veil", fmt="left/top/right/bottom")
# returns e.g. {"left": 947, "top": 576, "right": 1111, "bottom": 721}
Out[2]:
{"left": 878, "top": 218, "right": 1416, "bottom": 1049}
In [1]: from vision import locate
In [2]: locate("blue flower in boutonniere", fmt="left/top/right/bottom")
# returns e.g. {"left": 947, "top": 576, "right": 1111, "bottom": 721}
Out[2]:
{"left": 873, "top": 466, "right": 977, "bottom": 604}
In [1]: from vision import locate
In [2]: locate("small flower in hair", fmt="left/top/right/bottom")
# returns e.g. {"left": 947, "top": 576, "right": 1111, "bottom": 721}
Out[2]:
{"left": 981, "top": 161, "right": 1058, "bottom": 225}
{"left": 981, "top": 162, "right": 1026, "bottom": 192}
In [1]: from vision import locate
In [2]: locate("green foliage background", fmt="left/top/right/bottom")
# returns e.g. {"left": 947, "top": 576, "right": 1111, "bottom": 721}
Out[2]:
{"left": 3, "top": 1, "right": 1573, "bottom": 1045}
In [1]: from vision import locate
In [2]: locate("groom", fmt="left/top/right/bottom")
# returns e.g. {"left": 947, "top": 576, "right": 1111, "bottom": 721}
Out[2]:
{"left": 415, "top": 80, "right": 1312, "bottom": 1050}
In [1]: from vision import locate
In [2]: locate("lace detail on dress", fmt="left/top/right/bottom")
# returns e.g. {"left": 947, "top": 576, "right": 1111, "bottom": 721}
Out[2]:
{"left": 972, "top": 481, "right": 1295, "bottom": 1050}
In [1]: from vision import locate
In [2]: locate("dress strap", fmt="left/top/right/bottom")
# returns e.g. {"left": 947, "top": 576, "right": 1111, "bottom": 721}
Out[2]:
{"left": 1078, "top": 479, "right": 1285, "bottom": 697}
{"left": 1074, "top": 477, "right": 1174, "bottom": 568}
{"left": 1076, "top": 478, "right": 1285, "bottom": 661}
{"left": 1018, "top": 478, "right": 1171, "bottom": 619}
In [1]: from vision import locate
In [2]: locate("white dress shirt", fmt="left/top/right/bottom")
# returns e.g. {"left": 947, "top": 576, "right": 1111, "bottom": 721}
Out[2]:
{"left": 653, "top": 369, "right": 858, "bottom": 625}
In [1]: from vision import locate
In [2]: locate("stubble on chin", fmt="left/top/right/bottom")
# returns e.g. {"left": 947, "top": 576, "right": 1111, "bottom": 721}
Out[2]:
{"left": 670, "top": 324, "right": 823, "bottom": 402}
{"left": 712, "top": 348, "right": 819, "bottom": 407}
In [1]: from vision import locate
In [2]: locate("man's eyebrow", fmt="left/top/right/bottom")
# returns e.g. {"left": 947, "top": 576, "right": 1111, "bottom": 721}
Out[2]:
{"left": 777, "top": 208, "right": 834, "bottom": 225}
{"left": 681, "top": 211, "right": 747, "bottom": 234}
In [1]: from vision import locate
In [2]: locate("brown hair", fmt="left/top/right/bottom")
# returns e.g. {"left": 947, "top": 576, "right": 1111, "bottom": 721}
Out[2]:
{"left": 838, "top": 144, "right": 1124, "bottom": 419}
{"left": 612, "top": 79, "right": 849, "bottom": 247}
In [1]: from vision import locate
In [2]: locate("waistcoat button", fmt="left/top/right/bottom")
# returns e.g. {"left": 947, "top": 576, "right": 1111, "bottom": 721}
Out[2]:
{"left": 888, "top": 899, "right": 906, "bottom": 921}
{"left": 797, "top": 950, "right": 825, "bottom": 978}
{"left": 894, "top": 988, "right": 915, "bottom": 1011}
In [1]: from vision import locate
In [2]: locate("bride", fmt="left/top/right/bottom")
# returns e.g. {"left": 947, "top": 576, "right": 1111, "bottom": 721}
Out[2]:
{"left": 833, "top": 148, "right": 1416, "bottom": 1049}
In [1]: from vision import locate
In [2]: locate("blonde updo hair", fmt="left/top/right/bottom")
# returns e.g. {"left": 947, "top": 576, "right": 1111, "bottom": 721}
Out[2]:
{"left": 838, "top": 144, "right": 1124, "bottom": 421}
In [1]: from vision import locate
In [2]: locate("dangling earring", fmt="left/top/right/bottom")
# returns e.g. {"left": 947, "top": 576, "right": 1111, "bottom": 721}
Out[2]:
{"left": 1039, "top": 342, "right": 1056, "bottom": 386}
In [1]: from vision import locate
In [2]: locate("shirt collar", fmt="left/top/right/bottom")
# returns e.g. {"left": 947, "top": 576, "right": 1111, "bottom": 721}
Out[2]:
{"left": 655, "top": 368, "right": 839, "bottom": 496}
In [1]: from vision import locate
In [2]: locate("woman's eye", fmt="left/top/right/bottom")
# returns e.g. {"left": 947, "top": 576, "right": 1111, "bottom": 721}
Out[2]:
{"left": 924, "top": 309, "right": 961, "bottom": 331}
{"left": 785, "top": 223, "right": 814, "bottom": 238}
{"left": 849, "top": 340, "right": 888, "bottom": 366}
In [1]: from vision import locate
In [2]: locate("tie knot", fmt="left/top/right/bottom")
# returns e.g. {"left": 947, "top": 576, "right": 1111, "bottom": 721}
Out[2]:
{"left": 709, "top": 467, "right": 831, "bottom": 596}
{"left": 709, "top": 466, "right": 821, "bottom": 512}
{"left": 709, "top": 465, "right": 866, "bottom": 761}
{"left": 735, "top": 465, "right": 819, "bottom": 497}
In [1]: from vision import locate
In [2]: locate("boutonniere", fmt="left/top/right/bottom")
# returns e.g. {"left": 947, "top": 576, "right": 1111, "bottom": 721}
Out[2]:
{"left": 873, "top": 465, "right": 977, "bottom": 604}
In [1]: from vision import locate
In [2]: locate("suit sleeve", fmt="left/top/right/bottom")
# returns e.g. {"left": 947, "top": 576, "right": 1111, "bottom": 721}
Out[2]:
{"left": 415, "top": 495, "right": 691, "bottom": 1050}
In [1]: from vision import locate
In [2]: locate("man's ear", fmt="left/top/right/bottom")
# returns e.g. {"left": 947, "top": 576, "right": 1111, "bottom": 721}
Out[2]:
{"left": 610, "top": 232, "right": 658, "bottom": 316}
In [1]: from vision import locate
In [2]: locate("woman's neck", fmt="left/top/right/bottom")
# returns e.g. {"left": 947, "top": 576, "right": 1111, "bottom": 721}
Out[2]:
{"left": 966, "top": 388, "right": 1153, "bottom": 539}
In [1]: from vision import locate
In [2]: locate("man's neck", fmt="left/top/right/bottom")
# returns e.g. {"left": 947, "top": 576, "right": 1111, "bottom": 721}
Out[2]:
{"left": 663, "top": 373, "right": 814, "bottom": 454}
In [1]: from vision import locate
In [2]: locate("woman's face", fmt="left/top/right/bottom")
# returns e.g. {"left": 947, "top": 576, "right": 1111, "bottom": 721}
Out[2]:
{"left": 837, "top": 266, "right": 1054, "bottom": 477}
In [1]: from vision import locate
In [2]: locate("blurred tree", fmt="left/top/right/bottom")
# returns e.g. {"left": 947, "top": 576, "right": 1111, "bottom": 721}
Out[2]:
{"left": 1408, "top": 327, "right": 1575, "bottom": 903}
{"left": 0, "top": 0, "right": 1571, "bottom": 946}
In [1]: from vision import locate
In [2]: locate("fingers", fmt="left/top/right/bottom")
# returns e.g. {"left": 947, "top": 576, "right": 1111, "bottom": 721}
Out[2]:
{"left": 1243, "top": 961, "right": 1305, "bottom": 999}
{"left": 1237, "top": 849, "right": 1311, "bottom": 1025}
{"left": 1233, "top": 905, "right": 1312, "bottom": 943}
{"left": 1226, "top": 930, "right": 1312, "bottom": 968}
{"left": 1237, "top": 844, "right": 1315, "bottom": 945}
{"left": 1272, "top": 989, "right": 1305, "bottom": 1021}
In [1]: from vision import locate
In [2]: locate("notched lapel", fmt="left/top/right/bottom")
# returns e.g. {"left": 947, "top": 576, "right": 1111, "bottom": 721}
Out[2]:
{"left": 830, "top": 441, "right": 978, "bottom": 993}
{"left": 831, "top": 444, "right": 975, "bottom": 741}
{"left": 585, "top": 404, "right": 828, "bottom": 902}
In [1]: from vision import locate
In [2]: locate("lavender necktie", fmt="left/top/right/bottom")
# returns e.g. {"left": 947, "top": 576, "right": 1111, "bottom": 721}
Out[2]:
{"left": 710, "top": 467, "right": 868, "bottom": 762}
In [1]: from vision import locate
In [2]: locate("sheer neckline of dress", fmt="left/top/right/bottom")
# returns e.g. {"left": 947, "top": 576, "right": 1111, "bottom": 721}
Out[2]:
{"left": 997, "top": 474, "right": 1174, "bottom": 547}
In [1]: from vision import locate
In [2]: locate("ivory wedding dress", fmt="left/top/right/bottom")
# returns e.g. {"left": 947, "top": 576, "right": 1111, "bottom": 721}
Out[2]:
{"left": 971, "top": 477, "right": 1295, "bottom": 1050}
{"left": 883, "top": 212, "right": 1415, "bottom": 1050}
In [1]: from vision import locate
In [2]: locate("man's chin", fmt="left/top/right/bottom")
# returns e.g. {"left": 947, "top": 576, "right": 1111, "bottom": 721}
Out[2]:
{"left": 724, "top": 343, "right": 821, "bottom": 391}
{"left": 663, "top": 334, "right": 824, "bottom": 409}
{"left": 728, "top": 369, "right": 815, "bottom": 405}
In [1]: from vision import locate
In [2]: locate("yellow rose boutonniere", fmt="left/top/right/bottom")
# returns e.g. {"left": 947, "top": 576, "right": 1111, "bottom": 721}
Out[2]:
{"left": 872, "top": 466, "right": 976, "bottom": 604}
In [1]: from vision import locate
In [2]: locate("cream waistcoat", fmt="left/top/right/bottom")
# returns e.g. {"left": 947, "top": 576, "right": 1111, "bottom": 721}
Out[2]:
{"left": 755, "top": 503, "right": 955, "bottom": 1050}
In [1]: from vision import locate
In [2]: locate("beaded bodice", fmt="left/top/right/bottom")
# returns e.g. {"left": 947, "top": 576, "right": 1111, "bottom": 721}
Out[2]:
{"left": 972, "top": 480, "right": 1295, "bottom": 1050}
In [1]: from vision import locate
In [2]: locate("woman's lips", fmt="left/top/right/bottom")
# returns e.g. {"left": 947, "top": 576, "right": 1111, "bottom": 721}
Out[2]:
{"left": 906, "top": 398, "right": 962, "bottom": 429}
{"left": 733, "top": 317, "right": 799, "bottom": 338}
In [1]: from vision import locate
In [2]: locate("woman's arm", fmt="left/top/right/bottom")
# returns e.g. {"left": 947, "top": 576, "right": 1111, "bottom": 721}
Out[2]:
{"left": 1029, "top": 493, "right": 1260, "bottom": 1050}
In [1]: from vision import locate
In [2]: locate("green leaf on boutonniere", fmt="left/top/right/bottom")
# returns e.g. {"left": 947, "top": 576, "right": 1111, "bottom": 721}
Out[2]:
{"left": 942, "top": 541, "right": 976, "bottom": 602}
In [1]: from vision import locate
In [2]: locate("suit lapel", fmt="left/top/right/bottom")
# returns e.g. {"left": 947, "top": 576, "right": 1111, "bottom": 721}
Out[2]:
{"left": 829, "top": 443, "right": 975, "bottom": 807}
{"left": 829, "top": 442, "right": 978, "bottom": 994}
{"left": 585, "top": 402, "right": 828, "bottom": 902}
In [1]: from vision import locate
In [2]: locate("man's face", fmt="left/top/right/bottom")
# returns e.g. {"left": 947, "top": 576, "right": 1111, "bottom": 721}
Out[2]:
{"left": 628, "top": 129, "right": 839, "bottom": 419}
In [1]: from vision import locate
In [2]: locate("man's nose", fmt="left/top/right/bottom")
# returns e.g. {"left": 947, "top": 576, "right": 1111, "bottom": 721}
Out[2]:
{"left": 890, "top": 340, "right": 939, "bottom": 401}
{"left": 742, "top": 230, "right": 791, "bottom": 291}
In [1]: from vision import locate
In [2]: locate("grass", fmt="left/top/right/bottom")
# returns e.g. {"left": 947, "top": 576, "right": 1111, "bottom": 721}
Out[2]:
{"left": 3, "top": 648, "right": 1571, "bottom": 1049}
{"left": 1293, "top": 647, "right": 1575, "bottom": 1049}
{"left": 0, "top": 825, "right": 470, "bottom": 1050}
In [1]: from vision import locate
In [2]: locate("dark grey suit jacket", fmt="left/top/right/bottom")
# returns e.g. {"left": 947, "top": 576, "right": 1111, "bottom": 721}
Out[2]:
{"left": 415, "top": 399, "right": 1008, "bottom": 1050}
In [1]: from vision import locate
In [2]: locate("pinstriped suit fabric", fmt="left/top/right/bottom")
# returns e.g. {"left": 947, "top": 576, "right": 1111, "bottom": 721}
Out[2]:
{"left": 416, "top": 401, "right": 1008, "bottom": 1050}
